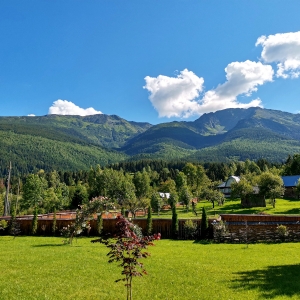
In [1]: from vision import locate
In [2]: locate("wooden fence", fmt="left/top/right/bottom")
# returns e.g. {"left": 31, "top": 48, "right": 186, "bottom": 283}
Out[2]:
{"left": 213, "top": 214, "right": 300, "bottom": 243}
{"left": 0, "top": 216, "right": 206, "bottom": 239}
{"left": 2, "top": 213, "right": 300, "bottom": 242}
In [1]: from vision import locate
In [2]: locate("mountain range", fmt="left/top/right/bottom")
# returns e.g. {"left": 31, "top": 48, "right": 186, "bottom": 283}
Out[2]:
{"left": 2, "top": 107, "right": 300, "bottom": 174}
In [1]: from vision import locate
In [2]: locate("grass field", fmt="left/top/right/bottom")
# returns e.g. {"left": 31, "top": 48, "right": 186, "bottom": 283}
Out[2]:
{"left": 150, "top": 197, "right": 300, "bottom": 219}
{"left": 1, "top": 236, "right": 300, "bottom": 299}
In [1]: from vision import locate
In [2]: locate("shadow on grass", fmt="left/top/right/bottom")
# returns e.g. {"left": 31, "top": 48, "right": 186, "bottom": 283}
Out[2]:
{"left": 193, "top": 239, "right": 213, "bottom": 245}
{"left": 32, "top": 243, "right": 66, "bottom": 247}
{"left": 284, "top": 198, "right": 300, "bottom": 202}
{"left": 232, "top": 264, "right": 300, "bottom": 298}
{"left": 279, "top": 208, "right": 300, "bottom": 214}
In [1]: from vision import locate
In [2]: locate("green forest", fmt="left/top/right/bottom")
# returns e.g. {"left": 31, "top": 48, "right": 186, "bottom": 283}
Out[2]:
{"left": 1, "top": 154, "right": 300, "bottom": 217}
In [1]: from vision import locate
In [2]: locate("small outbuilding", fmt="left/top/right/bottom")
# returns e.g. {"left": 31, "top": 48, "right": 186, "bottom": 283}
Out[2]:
{"left": 281, "top": 175, "right": 300, "bottom": 199}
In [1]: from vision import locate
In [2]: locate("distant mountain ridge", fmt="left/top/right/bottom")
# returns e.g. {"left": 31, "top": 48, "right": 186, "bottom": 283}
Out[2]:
{"left": 121, "top": 107, "right": 300, "bottom": 162}
{"left": 1, "top": 107, "right": 300, "bottom": 174}
{"left": 0, "top": 114, "right": 150, "bottom": 174}
{"left": 0, "top": 114, "right": 152, "bottom": 148}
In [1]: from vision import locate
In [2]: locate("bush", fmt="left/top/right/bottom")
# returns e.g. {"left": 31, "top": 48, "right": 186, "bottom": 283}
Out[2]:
{"left": 212, "top": 220, "right": 228, "bottom": 243}
{"left": 0, "top": 220, "right": 8, "bottom": 231}
{"left": 183, "top": 219, "right": 197, "bottom": 239}
{"left": 277, "top": 224, "right": 288, "bottom": 242}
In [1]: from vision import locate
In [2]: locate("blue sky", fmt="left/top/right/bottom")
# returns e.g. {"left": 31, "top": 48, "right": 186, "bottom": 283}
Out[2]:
{"left": 1, "top": 1, "right": 300, "bottom": 124}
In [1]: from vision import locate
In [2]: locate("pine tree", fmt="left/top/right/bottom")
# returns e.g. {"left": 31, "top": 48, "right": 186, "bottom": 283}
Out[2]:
{"left": 97, "top": 213, "right": 103, "bottom": 236}
{"left": 201, "top": 207, "right": 208, "bottom": 239}
{"left": 32, "top": 207, "right": 38, "bottom": 235}
{"left": 52, "top": 208, "right": 57, "bottom": 235}
{"left": 121, "top": 206, "right": 126, "bottom": 216}
{"left": 172, "top": 205, "right": 179, "bottom": 239}
{"left": 9, "top": 207, "right": 21, "bottom": 238}
{"left": 146, "top": 205, "right": 152, "bottom": 235}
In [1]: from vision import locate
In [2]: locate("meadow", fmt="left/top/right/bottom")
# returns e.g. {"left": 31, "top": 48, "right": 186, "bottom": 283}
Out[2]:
{"left": 1, "top": 236, "right": 300, "bottom": 299}
{"left": 152, "top": 197, "right": 300, "bottom": 219}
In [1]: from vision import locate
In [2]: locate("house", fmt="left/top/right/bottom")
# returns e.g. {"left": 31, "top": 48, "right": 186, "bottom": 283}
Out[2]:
{"left": 218, "top": 176, "right": 240, "bottom": 198}
{"left": 281, "top": 175, "right": 300, "bottom": 199}
{"left": 158, "top": 192, "right": 170, "bottom": 199}
{"left": 219, "top": 174, "right": 300, "bottom": 201}
{"left": 218, "top": 175, "right": 264, "bottom": 207}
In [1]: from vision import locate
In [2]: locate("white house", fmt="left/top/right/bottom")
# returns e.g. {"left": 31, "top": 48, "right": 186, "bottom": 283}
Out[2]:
{"left": 218, "top": 176, "right": 240, "bottom": 198}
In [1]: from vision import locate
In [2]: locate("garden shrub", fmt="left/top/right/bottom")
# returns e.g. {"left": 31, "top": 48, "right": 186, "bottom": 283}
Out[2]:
{"left": 183, "top": 219, "right": 197, "bottom": 239}
{"left": 277, "top": 224, "right": 288, "bottom": 242}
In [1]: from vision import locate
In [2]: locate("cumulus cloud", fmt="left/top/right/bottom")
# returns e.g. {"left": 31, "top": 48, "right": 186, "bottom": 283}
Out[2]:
{"left": 48, "top": 99, "right": 102, "bottom": 116}
{"left": 27, "top": 114, "right": 35, "bottom": 116}
{"left": 144, "top": 69, "right": 204, "bottom": 118}
{"left": 144, "top": 61, "right": 273, "bottom": 118}
{"left": 199, "top": 60, "right": 273, "bottom": 113}
{"left": 256, "top": 31, "right": 300, "bottom": 78}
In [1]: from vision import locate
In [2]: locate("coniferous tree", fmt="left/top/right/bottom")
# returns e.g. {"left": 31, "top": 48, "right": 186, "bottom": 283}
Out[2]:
{"left": 52, "top": 208, "right": 57, "bottom": 235}
{"left": 146, "top": 205, "right": 153, "bottom": 235}
{"left": 201, "top": 207, "right": 208, "bottom": 239}
{"left": 172, "top": 205, "right": 179, "bottom": 239}
{"left": 9, "top": 207, "right": 21, "bottom": 238}
{"left": 97, "top": 213, "right": 103, "bottom": 236}
{"left": 32, "top": 207, "right": 38, "bottom": 235}
{"left": 168, "top": 192, "right": 178, "bottom": 209}
{"left": 121, "top": 206, "right": 126, "bottom": 216}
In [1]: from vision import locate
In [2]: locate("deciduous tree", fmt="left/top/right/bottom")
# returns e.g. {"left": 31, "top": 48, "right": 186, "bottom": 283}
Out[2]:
{"left": 258, "top": 172, "right": 285, "bottom": 208}
{"left": 92, "top": 216, "right": 160, "bottom": 300}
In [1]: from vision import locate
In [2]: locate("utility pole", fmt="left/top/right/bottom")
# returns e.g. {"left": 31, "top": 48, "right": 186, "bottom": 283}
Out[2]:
{"left": 4, "top": 161, "right": 11, "bottom": 216}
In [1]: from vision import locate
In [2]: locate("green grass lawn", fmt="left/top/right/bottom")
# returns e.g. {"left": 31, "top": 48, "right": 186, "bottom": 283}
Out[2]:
{"left": 149, "top": 197, "right": 300, "bottom": 219}
{"left": 1, "top": 236, "right": 300, "bottom": 299}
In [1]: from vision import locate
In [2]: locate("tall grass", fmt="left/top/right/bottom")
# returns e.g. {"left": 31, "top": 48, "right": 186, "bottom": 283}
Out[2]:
{"left": 1, "top": 237, "right": 300, "bottom": 299}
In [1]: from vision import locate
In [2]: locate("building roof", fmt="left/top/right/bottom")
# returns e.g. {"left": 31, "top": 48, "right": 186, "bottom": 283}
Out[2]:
{"left": 281, "top": 175, "right": 300, "bottom": 187}
{"left": 158, "top": 192, "right": 170, "bottom": 199}
{"left": 218, "top": 182, "right": 226, "bottom": 188}
{"left": 230, "top": 176, "right": 240, "bottom": 182}
{"left": 218, "top": 176, "right": 240, "bottom": 188}
{"left": 225, "top": 176, "right": 240, "bottom": 187}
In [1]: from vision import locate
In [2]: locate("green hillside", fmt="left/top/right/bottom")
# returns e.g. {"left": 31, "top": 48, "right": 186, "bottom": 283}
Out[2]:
{"left": 0, "top": 114, "right": 152, "bottom": 148}
{"left": 2, "top": 107, "right": 300, "bottom": 174}
{"left": 122, "top": 107, "right": 300, "bottom": 162}
{"left": 187, "top": 128, "right": 300, "bottom": 162}
{"left": 0, "top": 131, "right": 127, "bottom": 174}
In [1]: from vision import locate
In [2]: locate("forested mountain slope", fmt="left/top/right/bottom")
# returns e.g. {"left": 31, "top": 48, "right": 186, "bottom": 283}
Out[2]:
{"left": 122, "top": 107, "right": 300, "bottom": 162}
{"left": 0, "top": 114, "right": 152, "bottom": 148}
{"left": 2, "top": 107, "right": 300, "bottom": 174}
{"left": 0, "top": 130, "right": 128, "bottom": 175}
{"left": 0, "top": 114, "right": 149, "bottom": 174}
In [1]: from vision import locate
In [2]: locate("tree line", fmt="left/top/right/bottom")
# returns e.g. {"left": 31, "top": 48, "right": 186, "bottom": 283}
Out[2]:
{"left": 1, "top": 154, "right": 300, "bottom": 216}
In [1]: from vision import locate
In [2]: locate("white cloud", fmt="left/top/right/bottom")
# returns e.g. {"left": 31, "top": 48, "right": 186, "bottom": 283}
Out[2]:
{"left": 256, "top": 31, "right": 300, "bottom": 78}
{"left": 144, "top": 61, "right": 273, "bottom": 118}
{"left": 199, "top": 60, "right": 273, "bottom": 113}
{"left": 144, "top": 69, "right": 204, "bottom": 118}
{"left": 48, "top": 99, "right": 102, "bottom": 116}
{"left": 27, "top": 114, "right": 35, "bottom": 117}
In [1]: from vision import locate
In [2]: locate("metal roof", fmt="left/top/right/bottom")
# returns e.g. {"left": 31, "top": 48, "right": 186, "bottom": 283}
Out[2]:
{"left": 281, "top": 175, "right": 300, "bottom": 187}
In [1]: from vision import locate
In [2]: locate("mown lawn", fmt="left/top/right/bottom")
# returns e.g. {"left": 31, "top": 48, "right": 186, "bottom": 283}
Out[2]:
{"left": 1, "top": 236, "right": 300, "bottom": 299}
{"left": 150, "top": 197, "right": 300, "bottom": 219}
